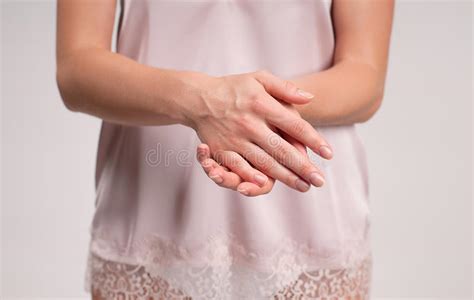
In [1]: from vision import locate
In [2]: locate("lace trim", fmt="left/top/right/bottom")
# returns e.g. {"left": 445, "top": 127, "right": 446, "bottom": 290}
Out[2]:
{"left": 86, "top": 228, "right": 372, "bottom": 299}
{"left": 88, "top": 253, "right": 371, "bottom": 300}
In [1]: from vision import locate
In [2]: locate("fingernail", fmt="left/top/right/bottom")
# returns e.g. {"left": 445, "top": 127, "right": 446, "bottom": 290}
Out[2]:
{"left": 254, "top": 174, "right": 268, "bottom": 186}
{"left": 295, "top": 179, "right": 310, "bottom": 192}
{"left": 237, "top": 186, "right": 249, "bottom": 196}
{"left": 201, "top": 160, "right": 211, "bottom": 168}
{"left": 309, "top": 172, "right": 325, "bottom": 187}
{"left": 297, "top": 88, "right": 314, "bottom": 99}
{"left": 210, "top": 174, "right": 223, "bottom": 183}
{"left": 319, "top": 145, "right": 333, "bottom": 159}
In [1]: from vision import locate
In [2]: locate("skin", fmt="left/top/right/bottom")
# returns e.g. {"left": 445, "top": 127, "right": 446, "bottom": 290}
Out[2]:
{"left": 56, "top": 0, "right": 333, "bottom": 195}
{"left": 198, "top": 0, "right": 395, "bottom": 196}
{"left": 56, "top": 0, "right": 394, "bottom": 198}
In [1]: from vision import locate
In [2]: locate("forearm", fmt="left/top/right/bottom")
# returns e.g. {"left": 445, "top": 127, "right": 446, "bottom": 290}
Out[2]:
{"left": 56, "top": 47, "right": 206, "bottom": 127}
{"left": 291, "top": 59, "right": 385, "bottom": 126}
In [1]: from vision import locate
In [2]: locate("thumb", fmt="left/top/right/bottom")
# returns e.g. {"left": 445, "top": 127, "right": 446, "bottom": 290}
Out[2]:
{"left": 253, "top": 70, "right": 314, "bottom": 105}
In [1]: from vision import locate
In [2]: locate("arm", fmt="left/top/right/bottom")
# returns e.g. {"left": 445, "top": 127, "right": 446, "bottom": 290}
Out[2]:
{"left": 56, "top": 0, "right": 332, "bottom": 193}
{"left": 56, "top": 0, "right": 204, "bottom": 127}
{"left": 293, "top": 0, "right": 395, "bottom": 126}
{"left": 197, "top": 0, "right": 394, "bottom": 195}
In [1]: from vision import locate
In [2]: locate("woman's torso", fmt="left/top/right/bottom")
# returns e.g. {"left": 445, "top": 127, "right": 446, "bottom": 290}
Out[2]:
{"left": 87, "top": 0, "right": 372, "bottom": 298}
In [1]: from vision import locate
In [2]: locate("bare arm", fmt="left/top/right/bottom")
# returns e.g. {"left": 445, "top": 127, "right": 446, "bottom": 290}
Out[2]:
{"left": 293, "top": 0, "right": 394, "bottom": 126}
{"left": 56, "top": 0, "right": 202, "bottom": 126}
{"left": 197, "top": 0, "right": 394, "bottom": 195}
{"left": 56, "top": 0, "right": 333, "bottom": 193}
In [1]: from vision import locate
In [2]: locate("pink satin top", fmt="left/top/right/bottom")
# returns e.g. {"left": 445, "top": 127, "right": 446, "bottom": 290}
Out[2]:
{"left": 86, "top": 0, "right": 372, "bottom": 298}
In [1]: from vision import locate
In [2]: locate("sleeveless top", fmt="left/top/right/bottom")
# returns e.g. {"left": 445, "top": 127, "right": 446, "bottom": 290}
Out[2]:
{"left": 85, "top": 0, "right": 372, "bottom": 298}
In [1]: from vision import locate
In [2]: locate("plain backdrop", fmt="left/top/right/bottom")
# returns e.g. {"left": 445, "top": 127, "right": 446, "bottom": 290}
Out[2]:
{"left": 1, "top": 0, "right": 472, "bottom": 298}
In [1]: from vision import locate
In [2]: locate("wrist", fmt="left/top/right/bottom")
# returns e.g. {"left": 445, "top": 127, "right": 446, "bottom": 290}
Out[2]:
{"left": 150, "top": 68, "right": 216, "bottom": 128}
{"left": 173, "top": 70, "right": 219, "bottom": 130}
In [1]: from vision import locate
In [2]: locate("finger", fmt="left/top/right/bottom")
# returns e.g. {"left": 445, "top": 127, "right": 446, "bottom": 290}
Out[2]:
{"left": 253, "top": 70, "right": 314, "bottom": 105}
{"left": 196, "top": 144, "right": 242, "bottom": 188}
{"left": 197, "top": 145, "right": 219, "bottom": 174}
{"left": 273, "top": 105, "right": 311, "bottom": 158}
{"left": 213, "top": 150, "right": 269, "bottom": 187}
{"left": 196, "top": 144, "right": 218, "bottom": 173}
{"left": 201, "top": 157, "right": 241, "bottom": 187}
{"left": 207, "top": 166, "right": 243, "bottom": 189}
{"left": 268, "top": 123, "right": 308, "bottom": 158}
{"left": 196, "top": 145, "right": 274, "bottom": 195}
{"left": 264, "top": 100, "right": 333, "bottom": 159}
{"left": 270, "top": 126, "right": 310, "bottom": 165}
{"left": 200, "top": 152, "right": 275, "bottom": 196}
{"left": 196, "top": 143, "right": 210, "bottom": 162}
{"left": 241, "top": 142, "right": 312, "bottom": 192}
{"left": 253, "top": 128, "right": 325, "bottom": 187}
{"left": 279, "top": 130, "right": 308, "bottom": 157}
{"left": 236, "top": 178, "right": 275, "bottom": 197}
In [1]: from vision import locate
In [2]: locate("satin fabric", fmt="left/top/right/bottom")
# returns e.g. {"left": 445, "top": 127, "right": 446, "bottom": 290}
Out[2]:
{"left": 86, "top": 0, "right": 372, "bottom": 298}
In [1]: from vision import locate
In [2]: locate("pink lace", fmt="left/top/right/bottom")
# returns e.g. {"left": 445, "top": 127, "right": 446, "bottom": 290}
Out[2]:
{"left": 85, "top": 229, "right": 372, "bottom": 299}
{"left": 88, "top": 253, "right": 371, "bottom": 299}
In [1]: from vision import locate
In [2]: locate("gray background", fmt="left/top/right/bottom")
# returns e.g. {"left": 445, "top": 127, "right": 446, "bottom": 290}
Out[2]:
{"left": 1, "top": 0, "right": 472, "bottom": 298}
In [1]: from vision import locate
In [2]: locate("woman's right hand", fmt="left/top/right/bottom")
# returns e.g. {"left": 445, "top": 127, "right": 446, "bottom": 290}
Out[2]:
{"left": 183, "top": 70, "right": 333, "bottom": 193}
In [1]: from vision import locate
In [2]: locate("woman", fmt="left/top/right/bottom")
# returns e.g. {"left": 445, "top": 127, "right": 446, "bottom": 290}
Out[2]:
{"left": 56, "top": 0, "right": 393, "bottom": 298}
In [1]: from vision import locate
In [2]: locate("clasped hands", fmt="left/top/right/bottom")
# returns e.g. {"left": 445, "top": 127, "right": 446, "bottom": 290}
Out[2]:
{"left": 186, "top": 70, "right": 333, "bottom": 197}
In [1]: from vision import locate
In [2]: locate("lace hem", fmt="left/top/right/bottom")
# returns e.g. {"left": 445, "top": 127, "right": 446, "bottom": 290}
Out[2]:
{"left": 87, "top": 252, "right": 371, "bottom": 300}
{"left": 85, "top": 228, "right": 372, "bottom": 299}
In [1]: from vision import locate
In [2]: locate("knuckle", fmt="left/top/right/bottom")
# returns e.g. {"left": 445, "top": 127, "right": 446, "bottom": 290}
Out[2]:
{"left": 256, "top": 158, "right": 273, "bottom": 173}
{"left": 246, "top": 92, "right": 261, "bottom": 106}
{"left": 267, "top": 133, "right": 285, "bottom": 154}
{"left": 255, "top": 69, "right": 270, "bottom": 78}
{"left": 258, "top": 163, "right": 271, "bottom": 174}
{"left": 225, "top": 135, "right": 240, "bottom": 147}
{"left": 249, "top": 97, "right": 266, "bottom": 114}
{"left": 283, "top": 80, "right": 297, "bottom": 93}
{"left": 266, "top": 131, "right": 281, "bottom": 147}
{"left": 286, "top": 174, "right": 299, "bottom": 187}
{"left": 235, "top": 114, "right": 253, "bottom": 131}
{"left": 241, "top": 75, "right": 258, "bottom": 88}
{"left": 300, "top": 162, "right": 316, "bottom": 177}
{"left": 274, "top": 144, "right": 288, "bottom": 162}
{"left": 240, "top": 147, "right": 254, "bottom": 161}
{"left": 285, "top": 152, "right": 302, "bottom": 170}
{"left": 290, "top": 119, "right": 306, "bottom": 136}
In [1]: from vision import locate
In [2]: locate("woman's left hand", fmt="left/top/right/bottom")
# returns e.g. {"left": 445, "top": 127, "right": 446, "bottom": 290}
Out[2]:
{"left": 196, "top": 143, "right": 276, "bottom": 196}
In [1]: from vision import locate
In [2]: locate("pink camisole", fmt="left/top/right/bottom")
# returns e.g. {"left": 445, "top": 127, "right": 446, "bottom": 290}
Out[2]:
{"left": 85, "top": 0, "right": 373, "bottom": 298}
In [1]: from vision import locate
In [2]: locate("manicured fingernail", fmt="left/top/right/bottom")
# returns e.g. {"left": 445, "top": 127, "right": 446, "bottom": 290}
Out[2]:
{"left": 210, "top": 174, "right": 223, "bottom": 183}
{"left": 237, "top": 186, "right": 249, "bottom": 196}
{"left": 309, "top": 172, "right": 325, "bottom": 187}
{"left": 295, "top": 179, "right": 310, "bottom": 192}
{"left": 319, "top": 145, "right": 333, "bottom": 159}
{"left": 254, "top": 174, "right": 268, "bottom": 186}
{"left": 297, "top": 88, "right": 314, "bottom": 99}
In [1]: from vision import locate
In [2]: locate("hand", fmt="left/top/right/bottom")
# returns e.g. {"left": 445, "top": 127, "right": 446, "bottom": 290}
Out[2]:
{"left": 196, "top": 143, "right": 275, "bottom": 196}
{"left": 196, "top": 135, "right": 310, "bottom": 196}
{"left": 185, "top": 70, "right": 333, "bottom": 193}
{"left": 196, "top": 104, "right": 313, "bottom": 196}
